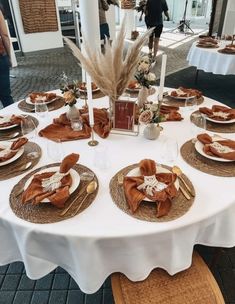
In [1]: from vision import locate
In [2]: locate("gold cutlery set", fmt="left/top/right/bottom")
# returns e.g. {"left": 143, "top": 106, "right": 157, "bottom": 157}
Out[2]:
{"left": 60, "top": 180, "right": 97, "bottom": 217}
{"left": 172, "top": 166, "right": 195, "bottom": 200}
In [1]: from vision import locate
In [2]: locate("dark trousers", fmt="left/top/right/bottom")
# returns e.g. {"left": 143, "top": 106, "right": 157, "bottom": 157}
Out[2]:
{"left": 0, "top": 55, "right": 14, "bottom": 108}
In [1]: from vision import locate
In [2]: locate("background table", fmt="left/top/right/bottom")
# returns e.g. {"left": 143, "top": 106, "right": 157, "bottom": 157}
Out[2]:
{"left": 187, "top": 41, "right": 235, "bottom": 78}
{"left": 0, "top": 89, "right": 235, "bottom": 293}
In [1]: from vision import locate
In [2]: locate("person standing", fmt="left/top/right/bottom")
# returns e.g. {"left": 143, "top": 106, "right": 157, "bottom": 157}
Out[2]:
{"left": 0, "top": 4, "right": 14, "bottom": 107}
{"left": 145, "top": 0, "right": 170, "bottom": 62}
{"left": 99, "top": 0, "right": 110, "bottom": 44}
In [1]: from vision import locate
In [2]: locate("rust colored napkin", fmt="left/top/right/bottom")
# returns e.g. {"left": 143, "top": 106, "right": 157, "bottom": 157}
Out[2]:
{"left": 22, "top": 153, "right": 79, "bottom": 208}
{"left": 0, "top": 115, "right": 23, "bottom": 128}
{"left": 199, "top": 105, "right": 235, "bottom": 121}
{"left": 0, "top": 137, "right": 28, "bottom": 162}
{"left": 39, "top": 108, "right": 110, "bottom": 142}
{"left": 199, "top": 37, "right": 218, "bottom": 45}
{"left": 197, "top": 133, "right": 235, "bottom": 161}
{"left": 82, "top": 108, "right": 110, "bottom": 139}
{"left": 29, "top": 92, "right": 57, "bottom": 103}
{"left": 123, "top": 159, "right": 178, "bottom": 218}
{"left": 220, "top": 47, "right": 235, "bottom": 54}
{"left": 39, "top": 113, "right": 91, "bottom": 142}
{"left": 160, "top": 105, "right": 183, "bottom": 121}
{"left": 171, "top": 87, "right": 202, "bottom": 99}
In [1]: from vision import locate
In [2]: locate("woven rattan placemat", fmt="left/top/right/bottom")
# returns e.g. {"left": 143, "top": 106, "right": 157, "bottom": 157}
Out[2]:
{"left": 10, "top": 163, "right": 98, "bottom": 224}
{"left": 181, "top": 140, "right": 235, "bottom": 177}
{"left": 190, "top": 110, "right": 235, "bottom": 133}
{"left": 80, "top": 90, "right": 105, "bottom": 100}
{"left": 18, "top": 97, "right": 65, "bottom": 113}
{"left": 0, "top": 116, "right": 39, "bottom": 141}
{"left": 110, "top": 164, "right": 195, "bottom": 222}
{"left": 0, "top": 142, "right": 41, "bottom": 181}
{"left": 218, "top": 49, "right": 235, "bottom": 55}
{"left": 163, "top": 96, "right": 204, "bottom": 107}
{"left": 196, "top": 45, "right": 219, "bottom": 49}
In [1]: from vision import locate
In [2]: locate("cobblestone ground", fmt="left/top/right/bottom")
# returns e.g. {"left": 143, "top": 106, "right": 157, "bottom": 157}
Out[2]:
{"left": 1, "top": 45, "right": 235, "bottom": 304}
{"left": 10, "top": 47, "right": 82, "bottom": 103}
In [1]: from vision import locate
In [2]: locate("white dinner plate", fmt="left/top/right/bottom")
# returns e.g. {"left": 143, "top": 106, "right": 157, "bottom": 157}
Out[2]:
{"left": 25, "top": 96, "right": 57, "bottom": 105}
{"left": 169, "top": 93, "right": 196, "bottom": 100}
{"left": 205, "top": 115, "right": 235, "bottom": 124}
{"left": 24, "top": 166, "right": 80, "bottom": 203}
{"left": 0, "top": 142, "right": 24, "bottom": 166}
{"left": 127, "top": 165, "right": 179, "bottom": 202}
{"left": 0, "top": 115, "right": 18, "bottom": 130}
{"left": 195, "top": 140, "right": 234, "bottom": 162}
{"left": 79, "top": 87, "right": 100, "bottom": 93}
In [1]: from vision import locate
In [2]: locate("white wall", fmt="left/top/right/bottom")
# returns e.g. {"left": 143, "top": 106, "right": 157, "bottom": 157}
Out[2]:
{"left": 222, "top": 0, "right": 235, "bottom": 35}
{"left": 12, "top": 0, "right": 63, "bottom": 53}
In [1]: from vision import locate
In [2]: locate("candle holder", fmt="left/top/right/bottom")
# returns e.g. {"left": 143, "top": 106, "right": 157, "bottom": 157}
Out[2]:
{"left": 88, "top": 126, "right": 99, "bottom": 146}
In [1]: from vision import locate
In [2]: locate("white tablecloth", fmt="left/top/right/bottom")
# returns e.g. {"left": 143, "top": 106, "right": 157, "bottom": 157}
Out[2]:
{"left": 0, "top": 90, "right": 235, "bottom": 293}
{"left": 187, "top": 41, "right": 235, "bottom": 75}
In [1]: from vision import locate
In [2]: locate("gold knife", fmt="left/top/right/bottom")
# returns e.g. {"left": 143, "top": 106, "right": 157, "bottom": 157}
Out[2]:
{"left": 179, "top": 185, "right": 191, "bottom": 200}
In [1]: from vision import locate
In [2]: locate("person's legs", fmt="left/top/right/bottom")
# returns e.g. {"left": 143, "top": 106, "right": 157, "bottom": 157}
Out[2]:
{"left": 153, "top": 37, "right": 160, "bottom": 58}
{"left": 0, "top": 55, "right": 14, "bottom": 108}
{"left": 148, "top": 35, "right": 153, "bottom": 58}
{"left": 152, "top": 25, "right": 163, "bottom": 60}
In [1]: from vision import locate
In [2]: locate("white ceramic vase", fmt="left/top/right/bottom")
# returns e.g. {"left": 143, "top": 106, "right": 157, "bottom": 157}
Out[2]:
{"left": 143, "top": 123, "right": 161, "bottom": 140}
{"left": 66, "top": 104, "right": 80, "bottom": 121}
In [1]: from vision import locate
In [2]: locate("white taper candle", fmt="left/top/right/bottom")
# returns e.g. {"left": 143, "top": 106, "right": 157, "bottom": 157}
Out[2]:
{"left": 86, "top": 73, "right": 94, "bottom": 126}
{"left": 159, "top": 54, "right": 167, "bottom": 101}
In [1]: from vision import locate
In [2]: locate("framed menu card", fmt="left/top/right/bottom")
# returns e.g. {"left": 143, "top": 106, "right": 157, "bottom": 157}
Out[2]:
{"left": 112, "top": 99, "right": 139, "bottom": 136}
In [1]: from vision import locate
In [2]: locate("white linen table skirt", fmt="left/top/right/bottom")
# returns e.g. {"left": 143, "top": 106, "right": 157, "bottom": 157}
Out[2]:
{"left": 0, "top": 89, "right": 235, "bottom": 293}
{"left": 187, "top": 41, "right": 235, "bottom": 75}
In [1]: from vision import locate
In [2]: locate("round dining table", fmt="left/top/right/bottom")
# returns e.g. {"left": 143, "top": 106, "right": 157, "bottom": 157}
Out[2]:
{"left": 187, "top": 41, "right": 235, "bottom": 76}
{"left": 0, "top": 89, "right": 235, "bottom": 294}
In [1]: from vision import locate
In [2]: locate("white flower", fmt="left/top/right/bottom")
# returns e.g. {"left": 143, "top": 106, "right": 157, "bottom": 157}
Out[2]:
{"left": 137, "top": 62, "right": 149, "bottom": 73}
{"left": 144, "top": 72, "right": 156, "bottom": 82}
{"left": 139, "top": 56, "right": 150, "bottom": 64}
{"left": 139, "top": 110, "right": 153, "bottom": 125}
{"left": 150, "top": 103, "right": 159, "bottom": 112}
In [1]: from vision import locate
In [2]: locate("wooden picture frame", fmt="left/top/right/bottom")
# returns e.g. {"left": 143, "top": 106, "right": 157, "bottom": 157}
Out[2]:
{"left": 111, "top": 98, "right": 139, "bottom": 136}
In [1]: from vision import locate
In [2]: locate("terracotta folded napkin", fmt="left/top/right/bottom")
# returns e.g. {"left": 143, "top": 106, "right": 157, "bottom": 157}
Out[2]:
{"left": 0, "top": 115, "right": 23, "bottom": 128}
{"left": 0, "top": 137, "right": 28, "bottom": 162}
{"left": 82, "top": 108, "right": 110, "bottom": 139}
{"left": 29, "top": 92, "right": 57, "bottom": 103}
{"left": 22, "top": 153, "right": 79, "bottom": 208}
{"left": 39, "top": 112, "right": 91, "bottom": 142}
{"left": 123, "top": 159, "right": 178, "bottom": 218}
{"left": 160, "top": 105, "right": 183, "bottom": 121}
{"left": 199, "top": 37, "right": 218, "bottom": 45}
{"left": 39, "top": 108, "right": 110, "bottom": 142}
{"left": 197, "top": 133, "right": 235, "bottom": 161}
{"left": 226, "top": 44, "right": 235, "bottom": 49}
{"left": 199, "top": 105, "right": 235, "bottom": 121}
{"left": 220, "top": 47, "right": 235, "bottom": 54}
{"left": 170, "top": 87, "right": 202, "bottom": 99}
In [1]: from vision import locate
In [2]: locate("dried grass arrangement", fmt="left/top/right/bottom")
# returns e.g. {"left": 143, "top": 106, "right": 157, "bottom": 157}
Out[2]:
{"left": 63, "top": 21, "right": 151, "bottom": 103}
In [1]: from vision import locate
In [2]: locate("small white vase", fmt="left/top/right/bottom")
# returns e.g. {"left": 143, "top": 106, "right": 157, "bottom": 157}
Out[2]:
{"left": 143, "top": 123, "right": 161, "bottom": 140}
{"left": 138, "top": 86, "right": 149, "bottom": 108}
{"left": 66, "top": 104, "right": 80, "bottom": 121}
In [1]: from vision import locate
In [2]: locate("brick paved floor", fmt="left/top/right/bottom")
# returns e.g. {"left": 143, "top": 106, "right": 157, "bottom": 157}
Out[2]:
{"left": 1, "top": 46, "right": 235, "bottom": 303}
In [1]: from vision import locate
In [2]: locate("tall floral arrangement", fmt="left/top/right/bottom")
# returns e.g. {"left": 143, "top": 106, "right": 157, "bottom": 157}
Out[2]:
{"left": 139, "top": 102, "right": 164, "bottom": 125}
{"left": 63, "top": 20, "right": 152, "bottom": 103}
{"left": 135, "top": 56, "right": 156, "bottom": 88}
{"left": 60, "top": 73, "right": 80, "bottom": 107}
